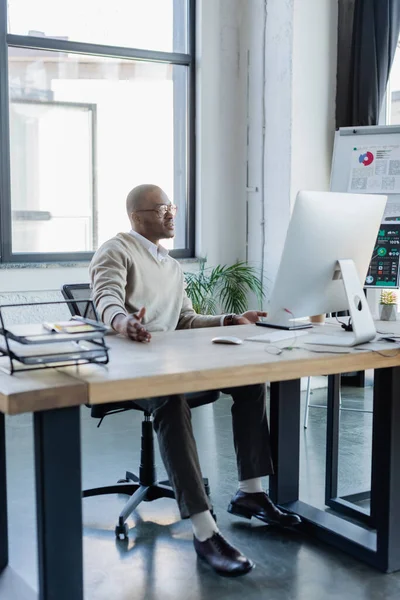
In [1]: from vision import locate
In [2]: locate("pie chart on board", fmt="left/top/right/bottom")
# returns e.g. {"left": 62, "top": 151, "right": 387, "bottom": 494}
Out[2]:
{"left": 359, "top": 151, "right": 374, "bottom": 166}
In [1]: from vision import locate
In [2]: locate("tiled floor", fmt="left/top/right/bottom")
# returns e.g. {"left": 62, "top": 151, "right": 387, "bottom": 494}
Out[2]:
{"left": 2, "top": 377, "right": 400, "bottom": 600}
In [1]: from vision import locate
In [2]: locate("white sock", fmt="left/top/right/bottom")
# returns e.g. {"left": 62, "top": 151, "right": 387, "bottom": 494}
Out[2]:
{"left": 191, "top": 510, "right": 219, "bottom": 542}
{"left": 239, "top": 477, "right": 263, "bottom": 494}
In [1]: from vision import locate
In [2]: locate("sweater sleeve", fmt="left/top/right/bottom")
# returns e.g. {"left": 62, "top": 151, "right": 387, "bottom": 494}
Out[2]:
{"left": 89, "top": 242, "right": 129, "bottom": 327}
{"left": 177, "top": 289, "right": 224, "bottom": 329}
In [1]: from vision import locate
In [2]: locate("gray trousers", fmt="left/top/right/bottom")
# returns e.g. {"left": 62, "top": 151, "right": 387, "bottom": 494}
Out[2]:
{"left": 134, "top": 384, "right": 273, "bottom": 519}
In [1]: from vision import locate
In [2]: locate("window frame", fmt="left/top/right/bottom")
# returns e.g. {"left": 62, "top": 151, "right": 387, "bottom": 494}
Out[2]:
{"left": 385, "top": 39, "right": 400, "bottom": 126}
{"left": 0, "top": 0, "right": 196, "bottom": 263}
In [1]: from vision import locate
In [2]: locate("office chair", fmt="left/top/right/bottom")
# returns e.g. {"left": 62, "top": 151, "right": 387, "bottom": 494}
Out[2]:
{"left": 62, "top": 283, "right": 219, "bottom": 539}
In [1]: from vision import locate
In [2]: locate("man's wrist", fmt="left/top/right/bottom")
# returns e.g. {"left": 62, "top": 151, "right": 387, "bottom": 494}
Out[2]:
{"left": 111, "top": 313, "right": 126, "bottom": 332}
{"left": 224, "top": 313, "right": 239, "bottom": 326}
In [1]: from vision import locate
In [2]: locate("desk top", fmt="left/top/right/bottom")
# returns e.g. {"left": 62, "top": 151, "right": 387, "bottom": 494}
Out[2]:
{"left": 63, "top": 321, "right": 400, "bottom": 406}
{"left": 2, "top": 321, "right": 400, "bottom": 414}
{"left": 0, "top": 368, "right": 86, "bottom": 415}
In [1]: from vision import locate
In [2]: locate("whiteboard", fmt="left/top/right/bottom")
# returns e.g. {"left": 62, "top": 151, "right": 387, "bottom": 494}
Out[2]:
{"left": 331, "top": 125, "right": 400, "bottom": 288}
{"left": 331, "top": 125, "right": 400, "bottom": 202}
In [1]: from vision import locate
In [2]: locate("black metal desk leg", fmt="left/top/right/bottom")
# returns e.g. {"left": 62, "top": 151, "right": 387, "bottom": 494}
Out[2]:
{"left": 324, "top": 374, "right": 373, "bottom": 526}
{"left": 370, "top": 366, "right": 400, "bottom": 573}
{"left": 0, "top": 412, "right": 8, "bottom": 572}
{"left": 325, "top": 374, "right": 340, "bottom": 502}
{"left": 269, "top": 379, "right": 301, "bottom": 504}
{"left": 34, "top": 407, "right": 83, "bottom": 600}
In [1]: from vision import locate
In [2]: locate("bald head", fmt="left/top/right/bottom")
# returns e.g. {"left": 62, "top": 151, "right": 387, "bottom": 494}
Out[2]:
{"left": 126, "top": 184, "right": 175, "bottom": 244}
{"left": 126, "top": 184, "right": 163, "bottom": 215}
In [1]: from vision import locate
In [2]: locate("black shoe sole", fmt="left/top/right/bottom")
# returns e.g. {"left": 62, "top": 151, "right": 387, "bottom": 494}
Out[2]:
{"left": 196, "top": 553, "right": 255, "bottom": 577}
{"left": 227, "top": 502, "right": 254, "bottom": 520}
{"left": 227, "top": 502, "right": 301, "bottom": 528}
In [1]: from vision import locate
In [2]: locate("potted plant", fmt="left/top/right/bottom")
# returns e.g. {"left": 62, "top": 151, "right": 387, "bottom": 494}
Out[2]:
{"left": 184, "top": 260, "right": 264, "bottom": 315}
{"left": 379, "top": 289, "right": 398, "bottom": 321}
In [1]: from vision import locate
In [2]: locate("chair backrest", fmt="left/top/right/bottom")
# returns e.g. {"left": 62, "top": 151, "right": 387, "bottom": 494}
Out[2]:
{"left": 61, "top": 283, "right": 97, "bottom": 320}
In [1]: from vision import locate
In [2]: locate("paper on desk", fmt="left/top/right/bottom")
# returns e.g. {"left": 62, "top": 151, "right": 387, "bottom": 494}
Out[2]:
{"left": 297, "top": 343, "right": 353, "bottom": 354}
{"left": 0, "top": 335, "right": 95, "bottom": 357}
{"left": 246, "top": 330, "right": 309, "bottom": 344}
{"left": 354, "top": 341, "right": 400, "bottom": 352}
{"left": 296, "top": 340, "right": 400, "bottom": 353}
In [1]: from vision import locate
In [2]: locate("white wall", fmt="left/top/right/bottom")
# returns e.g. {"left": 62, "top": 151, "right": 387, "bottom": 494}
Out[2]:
{"left": 245, "top": 0, "right": 338, "bottom": 304}
{"left": 0, "top": 265, "right": 89, "bottom": 294}
{"left": 0, "top": 0, "right": 338, "bottom": 300}
{"left": 261, "top": 0, "right": 295, "bottom": 297}
{"left": 196, "top": 0, "right": 247, "bottom": 266}
{"left": 291, "top": 0, "right": 338, "bottom": 203}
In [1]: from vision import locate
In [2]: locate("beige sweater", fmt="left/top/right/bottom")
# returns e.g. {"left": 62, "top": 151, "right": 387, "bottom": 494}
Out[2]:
{"left": 89, "top": 233, "right": 222, "bottom": 331}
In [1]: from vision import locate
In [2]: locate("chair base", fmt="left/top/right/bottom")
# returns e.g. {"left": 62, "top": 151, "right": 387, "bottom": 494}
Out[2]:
{"left": 83, "top": 470, "right": 212, "bottom": 539}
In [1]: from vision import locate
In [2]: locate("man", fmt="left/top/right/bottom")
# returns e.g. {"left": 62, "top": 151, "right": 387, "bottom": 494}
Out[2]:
{"left": 90, "top": 184, "right": 301, "bottom": 577}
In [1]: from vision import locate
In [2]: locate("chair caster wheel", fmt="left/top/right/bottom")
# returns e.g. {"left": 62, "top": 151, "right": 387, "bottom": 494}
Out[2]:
{"left": 117, "top": 479, "right": 129, "bottom": 484}
{"left": 115, "top": 523, "right": 129, "bottom": 540}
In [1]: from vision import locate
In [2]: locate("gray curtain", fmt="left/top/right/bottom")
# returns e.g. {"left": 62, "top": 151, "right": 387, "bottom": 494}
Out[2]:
{"left": 337, "top": 0, "right": 400, "bottom": 128}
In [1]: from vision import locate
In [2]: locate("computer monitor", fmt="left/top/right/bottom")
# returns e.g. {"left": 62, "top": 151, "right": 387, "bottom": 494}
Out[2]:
{"left": 264, "top": 190, "right": 387, "bottom": 346}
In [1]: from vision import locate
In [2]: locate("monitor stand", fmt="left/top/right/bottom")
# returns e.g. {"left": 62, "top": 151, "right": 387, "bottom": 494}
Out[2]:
{"left": 305, "top": 258, "right": 376, "bottom": 347}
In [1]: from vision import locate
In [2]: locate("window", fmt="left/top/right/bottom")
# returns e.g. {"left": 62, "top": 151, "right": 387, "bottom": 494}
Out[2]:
{"left": 0, "top": 0, "right": 195, "bottom": 262}
{"left": 386, "top": 39, "right": 400, "bottom": 125}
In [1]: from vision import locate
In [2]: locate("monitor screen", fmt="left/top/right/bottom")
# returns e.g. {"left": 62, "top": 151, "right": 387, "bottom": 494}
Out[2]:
{"left": 365, "top": 225, "right": 400, "bottom": 288}
{"left": 265, "top": 190, "right": 387, "bottom": 327}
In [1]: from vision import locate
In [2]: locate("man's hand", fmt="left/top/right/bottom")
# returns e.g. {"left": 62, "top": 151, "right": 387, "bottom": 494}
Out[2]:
{"left": 235, "top": 310, "right": 267, "bottom": 325}
{"left": 112, "top": 308, "right": 151, "bottom": 342}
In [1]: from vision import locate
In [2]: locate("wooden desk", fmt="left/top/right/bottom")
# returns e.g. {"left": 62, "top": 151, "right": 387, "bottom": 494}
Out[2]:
{"left": 68, "top": 323, "right": 400, "bottom": 403}
{"left": 2, "top": 322, "right": 400, "bottom": 599}
{"left": 68, "top": 323, "right": 400, "bottom": 573}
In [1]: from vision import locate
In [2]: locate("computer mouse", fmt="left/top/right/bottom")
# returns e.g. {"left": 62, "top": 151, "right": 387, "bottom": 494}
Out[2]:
{"left": 212, "top": 336, "right": 243, "bottom": 345}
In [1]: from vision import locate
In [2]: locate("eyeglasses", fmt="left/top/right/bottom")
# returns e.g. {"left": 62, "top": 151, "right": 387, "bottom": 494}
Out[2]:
{"left": 135, "top": 204, "right": 178, "bottom": 219}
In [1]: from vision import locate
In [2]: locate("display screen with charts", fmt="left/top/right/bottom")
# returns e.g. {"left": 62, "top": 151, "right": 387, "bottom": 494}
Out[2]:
{"left": 330, "top": 126, "right": 400, "bottom": 290}
{"left": 364, "top": 225, "right": 400, "bottom": 287}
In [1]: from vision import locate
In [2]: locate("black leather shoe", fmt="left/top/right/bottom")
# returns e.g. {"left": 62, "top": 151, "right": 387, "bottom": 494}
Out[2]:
{"left": 193, "top": 532, "right": 254, "bottom": 577}
{"left": 228, "top": 490, "right": 301, "bottom": 528}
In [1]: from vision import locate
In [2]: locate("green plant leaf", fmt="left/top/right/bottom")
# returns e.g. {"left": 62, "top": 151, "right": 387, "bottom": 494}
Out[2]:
{"left": 184, "top": 260, "right": 264, "bottom": 315}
